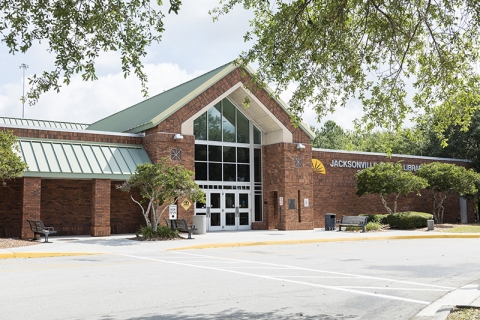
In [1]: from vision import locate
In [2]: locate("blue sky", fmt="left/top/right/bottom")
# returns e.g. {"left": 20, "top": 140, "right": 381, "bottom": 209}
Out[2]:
{"left": 0, "top": 0, "right": 362, "bottom": 130}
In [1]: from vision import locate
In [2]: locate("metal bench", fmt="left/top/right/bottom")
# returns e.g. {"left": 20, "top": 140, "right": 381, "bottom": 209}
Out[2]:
{"left": 27, "top": 220, "right": 57, "bottom": 242}
{"left": 165, "top": 218, "right": 197, "bottom": 239}
{"left": 337, "top": 216, "right": 368, "bottom": 233}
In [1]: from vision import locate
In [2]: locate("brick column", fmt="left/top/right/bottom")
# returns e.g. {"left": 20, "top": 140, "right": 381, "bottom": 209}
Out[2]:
{"left": 91, "top": 179, "right": 111, "bottom": 237}
{"left": 20, "top": 177, "right": 41, "bottom": 239}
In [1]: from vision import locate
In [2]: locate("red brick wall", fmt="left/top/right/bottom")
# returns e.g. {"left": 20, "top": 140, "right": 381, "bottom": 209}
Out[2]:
{"left": 21, "top": 177, "right": 41, "bottom": 239}
{"left": 261, "top": 143, "right": 314, "bottom": 230}
{"left": 146, "top": 67, "right": 311, "bottom": 144}
{"left": 40, "top": 180, "right": 92, "bottom": 235}
{"left": 110, "top": 183, "right": 145, "bottom": 234}
{"left": 0, "top": 179, "right": 23, "bottom": 238}
{"left": 91, "top": 179, "right": 111, "bottom": 236}
{"left": 311, "top": 150, "right": 474, "bottom": 226}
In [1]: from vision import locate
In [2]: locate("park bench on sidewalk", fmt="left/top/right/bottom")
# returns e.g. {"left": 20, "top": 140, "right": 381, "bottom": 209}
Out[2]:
{"left": 27, "top": 220, "right": 57, "bottom": 243}
{"left": 337, "top": 216, "right": 369, "bottom": 233}
{"left": 164, "top": 218, "right": 197, "bottom": 239}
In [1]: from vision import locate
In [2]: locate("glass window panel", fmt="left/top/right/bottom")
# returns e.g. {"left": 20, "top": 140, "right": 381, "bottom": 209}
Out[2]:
{"left": 225, "top": 193, "right": 235, "bottom": 208}
{"left": 42, "top": 143, "right": 60, "bottom": 172}
{"left": 210, "top": 193, "right": 221, "bottom": 209}
{"left": 237, "top": 111, "right": 250, "bottom": 143}
{"left": 223, "top": 164, "right": 236, "bottom": 181}
{"left": 209, "top": 163, "right": 222, "bottom": 181}
{"left": 32, "top": 142, "right": 49, "bottom": 172}
{"left": 226, "top": 212, "right": 235, "bottom": 226}
{"left": 194, "top": 112, "right": 207, "bottom": 140}
{"left": 237, "top": 164, "right": 250, "bottom": 182}
{"left": 195, "top": 145, "right": 207, "bottom": 161}
{"left": 254, "top": 148, "right": 262, "bottom": 182}
{"left": 196, "top": 201, "right": 206, "bottom": 209}
{"left": 211, "top": 212, "right": 221, "bottom": 226}
{"left": 195, "top": 162, "right": 207, "bottom": 180}
{"left": 222, "top": 99, "right": 236, "bottom": 142}
{"left": 240, "top": 212, "right": 249, "bottom": 225}
{"left": 237, "top": 147, "right": 250, "bottom": 163}
{"left": 208, "top": 145, "right": 222, "bottom": 162}
{"left": 254, "top": 126, "right": 261, "bottom": 144}
{"left": 208, "top": 103, "right": 222, "bottom": 141}
{"left": 223, "top": 146, "right": 236, "bottom": 162}
{"left": 239, "top": 193, "right": 249, "bottom": 208}
{"left": 20, "top": 141, "right": 38, "bottom": 171}
{"left": 254, "top": 195, "right": 263, "bottom": 222}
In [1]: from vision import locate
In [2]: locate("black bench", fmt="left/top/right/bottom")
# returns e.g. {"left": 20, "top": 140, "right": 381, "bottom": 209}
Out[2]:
{"left": 337, "top": 216, "right": 369, "bottom": 233}
{"left": 165, "top": 218, "right": 197, "bottom": 239}
{"left": 27, "top": 220, "right": 57, "bottom": 242}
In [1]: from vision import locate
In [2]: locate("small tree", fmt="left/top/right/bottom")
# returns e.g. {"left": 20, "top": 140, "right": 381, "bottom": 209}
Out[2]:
{"left": 118, "top": 158, "right": 206, "bottom": 231}
{"left": 356, "top": 162, "right": 428, "bottom": 214}
{"left": 417, "top": 162, "right": 480, "bottom": 223}
{"left": 0, "top": 131, "right": 28, "bottom": 185}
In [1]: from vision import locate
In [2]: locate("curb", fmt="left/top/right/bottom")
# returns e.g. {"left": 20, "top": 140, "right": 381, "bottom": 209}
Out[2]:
{"left": 0, "top": 252, "right": 103, "bottom": 259}
{"left": 168, "top": 233, "right": 480, "bottom": 250}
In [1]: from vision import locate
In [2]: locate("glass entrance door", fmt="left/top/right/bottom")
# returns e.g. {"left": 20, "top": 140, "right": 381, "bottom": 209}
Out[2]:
{"left": 201, "top": 190, "right": 251, "bottom": 231}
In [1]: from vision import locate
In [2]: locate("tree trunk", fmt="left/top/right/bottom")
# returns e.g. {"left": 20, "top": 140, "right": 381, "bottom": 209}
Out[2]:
{"left": 380, "top": 195, "right": 393, "bottom": 215}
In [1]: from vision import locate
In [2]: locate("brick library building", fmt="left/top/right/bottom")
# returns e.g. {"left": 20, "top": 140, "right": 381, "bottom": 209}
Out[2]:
{"left": 0, "top": 62, "right": 473, "bottom": 239}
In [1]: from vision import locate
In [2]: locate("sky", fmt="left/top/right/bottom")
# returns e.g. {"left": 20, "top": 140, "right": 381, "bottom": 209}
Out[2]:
{"left": 0, "top": 0, "right": 363, "bottom": 130}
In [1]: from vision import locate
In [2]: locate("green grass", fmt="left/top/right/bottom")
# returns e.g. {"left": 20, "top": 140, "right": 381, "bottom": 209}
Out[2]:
{"left": 441, "top": 225, "right": 480, "bottom": 233}
{"left": 447, "top": 307, "right": 480, "bottom": 320}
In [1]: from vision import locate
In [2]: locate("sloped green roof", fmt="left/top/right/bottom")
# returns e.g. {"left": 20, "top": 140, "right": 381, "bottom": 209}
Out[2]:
{"left": 16, "top": 138, "right": 151, "bottom": 179}
{"left": 1, "top": 116, "right": 88, "bottom": 130}
{"left": 87, "top": 61, "right": 236, "bottom": 133}
{"left": 87, "top": 61, "right": 314, "bottom": 140}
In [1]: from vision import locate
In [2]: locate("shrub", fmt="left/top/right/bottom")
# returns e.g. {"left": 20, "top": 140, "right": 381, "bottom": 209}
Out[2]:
{"left": 386, "top": 212, "right": 433, "bottom": 229}
{"left": 366, "top": 221, "right": 382, "bottom": 231}
{"left": 138, "top": 225, "right": 179, "bottom": 240}
{"left": 360, "top": 214, "right": 388, "bottom": 224}
{"left": 156, "top": 225, "right": 179, "bottom": 239}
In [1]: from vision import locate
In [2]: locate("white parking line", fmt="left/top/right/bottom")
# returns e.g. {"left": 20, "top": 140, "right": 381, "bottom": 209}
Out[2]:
{"left": 337, "top": 286, "right": 449, "bottom": 292}
{"left": 117, "top": 252, "right": 431, "bottom": 305}
{"left": 175, "top": 251, "right": 455, "bottom": 290}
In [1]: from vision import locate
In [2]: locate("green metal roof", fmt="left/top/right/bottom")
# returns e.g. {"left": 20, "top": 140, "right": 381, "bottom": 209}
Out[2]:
{"left": 87, "top": 61, "right": 314, "bottom": 140}
{"left": 1, "top": 116, "right": 89, "bottom": 130}
{"left": 16, "top": 139, "right": 151, "bottom": 179}
{"left": 87, "top": 61, "right": 236, "bottom": 133}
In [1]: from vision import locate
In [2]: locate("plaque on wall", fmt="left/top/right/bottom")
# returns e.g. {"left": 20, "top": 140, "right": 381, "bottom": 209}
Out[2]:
{"left": 170, "top": 148, "right": 182, "bottom": 161}
{"left": 288, "top": 199, "right": 296, "bottom": 209}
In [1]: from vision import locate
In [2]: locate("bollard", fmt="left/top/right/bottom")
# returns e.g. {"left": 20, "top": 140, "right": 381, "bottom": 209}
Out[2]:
{"left": 427, "top": 219, "right": 434, "bottom": 231}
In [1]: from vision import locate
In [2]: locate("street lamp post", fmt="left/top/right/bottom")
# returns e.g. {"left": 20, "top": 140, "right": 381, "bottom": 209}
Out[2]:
{"left": 19, "top": 63, "right": 29, "bottom": 118}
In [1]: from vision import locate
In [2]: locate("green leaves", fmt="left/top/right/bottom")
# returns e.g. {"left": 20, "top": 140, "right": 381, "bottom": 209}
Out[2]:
{"left": 119, "top": 158, "right": 205, "bottom": 230}
{"left": 417, "top": 162, "right": 480, "bottom": 222}
{"left": 214, "top": 0, "right": 480, "bottom": 135}
{"left": 1, "top": 0, "right": 181, "bottom": 104}
{"left": 0, "top": 131, "right": 28, "bottom": 185}
{"left": 355, "top": 162, "right": 428, "bottom": 214}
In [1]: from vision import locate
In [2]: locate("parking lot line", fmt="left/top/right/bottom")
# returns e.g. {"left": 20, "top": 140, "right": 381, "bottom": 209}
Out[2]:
{"left": 117, "top": 252, "right": 432, "bottom": 305}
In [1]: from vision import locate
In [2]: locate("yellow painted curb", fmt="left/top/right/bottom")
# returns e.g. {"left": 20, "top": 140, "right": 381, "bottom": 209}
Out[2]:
{"left": 0, "top": 252, "right": 103, "bottom": 259}
{"left": 168, "top": 234, "right": 480, "bottom": 251}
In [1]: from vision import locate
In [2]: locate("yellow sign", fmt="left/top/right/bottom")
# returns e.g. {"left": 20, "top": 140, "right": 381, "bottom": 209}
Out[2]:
{"left": 181, "top": 199, "right": 192, "bottom": 211}
{"left": 312, "top": 159, "right": 326, "bottom": 174}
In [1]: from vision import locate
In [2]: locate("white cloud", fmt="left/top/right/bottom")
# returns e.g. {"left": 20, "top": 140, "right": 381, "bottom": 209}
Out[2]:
{"left": 0, "top": 63, "right": 203, "bottom": 124}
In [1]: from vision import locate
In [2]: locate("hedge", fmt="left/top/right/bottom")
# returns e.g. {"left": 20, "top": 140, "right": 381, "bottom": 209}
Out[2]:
{"left": 386, "top": 212, "right": 433, "bottom": 229}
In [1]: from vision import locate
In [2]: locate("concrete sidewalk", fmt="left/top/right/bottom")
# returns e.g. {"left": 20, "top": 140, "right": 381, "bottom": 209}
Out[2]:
{"left": 1, "top": 228, "right": 480, "bottom": 319}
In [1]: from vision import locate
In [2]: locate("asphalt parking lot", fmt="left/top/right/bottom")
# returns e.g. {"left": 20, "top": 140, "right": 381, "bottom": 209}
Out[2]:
{"left": 1, "top": 235, "right": 480, "bottom": 319}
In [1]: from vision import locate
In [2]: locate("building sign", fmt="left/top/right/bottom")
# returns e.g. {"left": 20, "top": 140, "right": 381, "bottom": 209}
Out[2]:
{"left": 312, "top": 159, "right": 326, "bottom": 174}
{"left": 181, "top": 199, "right": 191, "bottom": 211}
{"left": 169, "top": 205, "right": 177, "bottom": 219}
{"left": 279, "top": 197, "right": 284, "bottom": 206}
{"left": 304, "top": 198, "right": 309, "bottom": 207}
{"left": 329, "top": 159, "right": 421, "bottom": 172}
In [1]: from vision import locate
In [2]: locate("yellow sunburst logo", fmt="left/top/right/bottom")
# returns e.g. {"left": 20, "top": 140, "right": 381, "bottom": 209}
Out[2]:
{"left": 312, "top": 159, "right": 326, "bottom": 174}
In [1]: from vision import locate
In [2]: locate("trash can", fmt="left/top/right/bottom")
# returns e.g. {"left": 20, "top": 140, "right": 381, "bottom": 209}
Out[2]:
{"left": 427, "top": 219, "right": 434, "bottom": 231}
{"left": 325, "top": 213, "right": 336, "bottom": 231}
{"left": 192, "top": 215, "right": 206, "bottom": 235}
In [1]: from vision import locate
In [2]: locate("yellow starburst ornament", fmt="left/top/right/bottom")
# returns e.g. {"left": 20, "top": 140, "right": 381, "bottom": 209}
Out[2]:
{"left": 312, "top": 159, "right": 326, "bottom": 174}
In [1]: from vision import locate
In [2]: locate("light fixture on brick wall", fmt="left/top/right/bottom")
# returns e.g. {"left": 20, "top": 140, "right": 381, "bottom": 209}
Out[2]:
{"left": 296, "top": 143, "right": 305, "bottom": 149}
{"left": 173, "top": 134, "right": 184, "bottom": 140}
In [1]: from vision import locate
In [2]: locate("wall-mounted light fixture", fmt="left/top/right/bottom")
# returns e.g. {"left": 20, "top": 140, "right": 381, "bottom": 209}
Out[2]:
{"left": 296, "top": 143, "right": 305, "bottom": 149}
{"left": 173, "top": 134, "right": 184, "bottom": 140}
